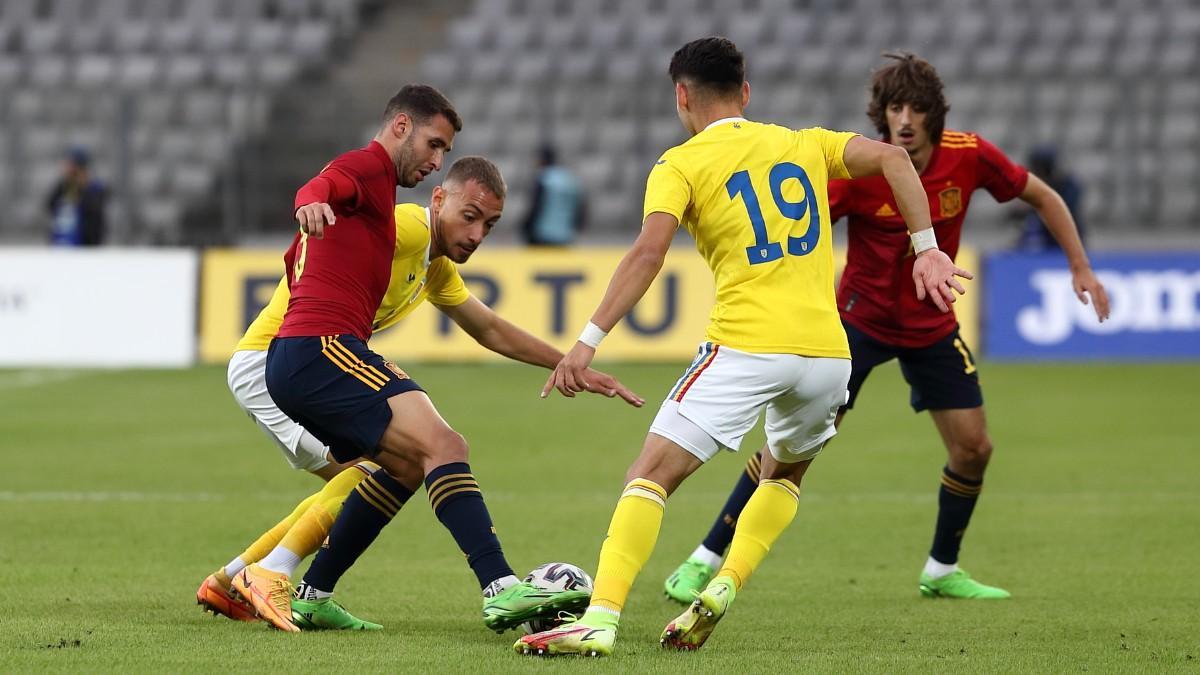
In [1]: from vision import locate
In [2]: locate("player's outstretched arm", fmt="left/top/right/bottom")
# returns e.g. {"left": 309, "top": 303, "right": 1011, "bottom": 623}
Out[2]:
{"left": 1019, "top": 174, "right": 1110, "bottom": 321}
{"left": 437, "top": 297, "right": 644, "bottom": 407}
{"left": 293, "top": 169, "right": 359, "bottom": 238}
{"left": 842, "top": 136, "right": 973, "bottom": 313}
{"left": 542, "top": 212, "right": 677, "bottom": 400}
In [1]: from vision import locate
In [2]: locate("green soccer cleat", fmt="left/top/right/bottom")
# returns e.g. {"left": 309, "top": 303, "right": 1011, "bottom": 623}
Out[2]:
{"left": 660, "top": 576, "right": 736, "bottom": 651}
{"left": 291, "top": 597, "right": 383, "bottom": 630}
{"left": 514, "top": 619, "right": 616, "bottom": 657}
{"left": 482, "top": 582, "right": 590, "bottom": 633}
{"left": 664, "top": 558, "right": 716, "bottom": 604}
{"left": 919, "top": 569, "right": 1011, "bottom": 599}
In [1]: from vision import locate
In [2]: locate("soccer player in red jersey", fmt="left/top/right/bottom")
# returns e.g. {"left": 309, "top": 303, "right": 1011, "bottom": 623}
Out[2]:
{"left": 664, "top": 53, "right": 1110, "bottom": 601}
{"left": 233, "top": 85, "right": 642, "bottom": 633}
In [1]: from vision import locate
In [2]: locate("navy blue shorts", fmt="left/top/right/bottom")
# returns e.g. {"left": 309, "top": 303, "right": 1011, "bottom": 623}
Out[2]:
{"left": 266, "top": 335, "right": 423, "bottom": 463}
{"left": 843, "top": 322, "right": 982, "bottom": 413}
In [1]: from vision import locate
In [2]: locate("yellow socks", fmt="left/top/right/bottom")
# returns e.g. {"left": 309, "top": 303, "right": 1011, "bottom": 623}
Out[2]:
{"left": 588, "top": 478, "right": 668, "bottom": 621}
{"left": 718, "top": 478, "right": 800, "bottom": 589}
{"left": 227, "top": 462, "right": 378, "bottom": 578}
{"left": 225, "top": 491, "right": 320, "bottom": 576}
{"left": 277, "top": 463, "right": 376, "bottom": 558}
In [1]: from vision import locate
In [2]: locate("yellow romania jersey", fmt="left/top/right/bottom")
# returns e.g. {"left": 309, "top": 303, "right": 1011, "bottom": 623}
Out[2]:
{"left": 235, "top": 203, "right": 470, "bottom": 351}
{"left": 643, "top": 118, "right": 857, "bottom": 358}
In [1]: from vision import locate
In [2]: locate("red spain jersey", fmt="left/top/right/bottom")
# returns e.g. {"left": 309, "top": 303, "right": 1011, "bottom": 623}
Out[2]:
{"left": 276, "top": 141, "right": 398, "bottom": 342}
{"left": 832, "top": 131, "right": 1029, "bottom": 348}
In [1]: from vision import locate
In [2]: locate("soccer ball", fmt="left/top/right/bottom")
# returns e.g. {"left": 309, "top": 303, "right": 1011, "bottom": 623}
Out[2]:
{"left": 519, "top": 562, "right": 594, "bottom": 634}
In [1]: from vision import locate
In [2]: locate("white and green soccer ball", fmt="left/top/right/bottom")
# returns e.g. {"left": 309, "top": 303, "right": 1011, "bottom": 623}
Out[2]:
{"left": 519, "top": 562, "right": 594, "bottom": 635}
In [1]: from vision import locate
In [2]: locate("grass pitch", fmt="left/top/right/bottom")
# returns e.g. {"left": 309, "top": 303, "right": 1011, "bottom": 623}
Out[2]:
{"left": 1, "top": 361, "right": 1197, "bottom": 672}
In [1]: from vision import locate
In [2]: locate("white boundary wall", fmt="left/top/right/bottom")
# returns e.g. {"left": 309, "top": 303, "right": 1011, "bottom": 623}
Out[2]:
{"left": 0, "top": 248, "right": 197, "bottom": 367}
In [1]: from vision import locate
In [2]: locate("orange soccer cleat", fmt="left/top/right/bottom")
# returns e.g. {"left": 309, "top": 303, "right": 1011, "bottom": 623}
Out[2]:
{"left": 230, "top": 564, "right": 300, "bottom": 633}
{"left": 196, "top": 571, "right": 258, "bottom": 623}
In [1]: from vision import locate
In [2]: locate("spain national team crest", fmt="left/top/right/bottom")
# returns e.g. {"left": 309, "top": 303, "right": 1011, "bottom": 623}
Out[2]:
{"left": 938, "top": 187, "right": 963, "bottom": 218}
{"left": 383, "top": 360, "right": 409, "bottom": 380}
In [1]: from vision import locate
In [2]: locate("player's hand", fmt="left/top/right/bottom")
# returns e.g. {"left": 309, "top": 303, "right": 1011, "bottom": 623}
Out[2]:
{"left": 1072, "top": 266, "right": 1110, "bottom": 322}
{"left": 541, "top": 342, "right": 597, "bottom": 400}
{"left": 579, "top": 367, "right": 645, "bottom": 407}
{"left": 295, "top": 202, "right": 336, "bottom": 239}
{"left": 913, "top": 249, "right": 973, "bottom": 313}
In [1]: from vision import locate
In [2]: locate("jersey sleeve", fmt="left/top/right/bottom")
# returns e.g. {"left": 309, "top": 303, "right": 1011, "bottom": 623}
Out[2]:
{"left": 974, "top": 135, "right": 1029, "bottom": 203}
{"left": 296, "top": 152, "right": 369, "bottom": 212}
{"left": 800, "top": 128, "right": 859, "bottom": 180}
{"left": 642, "top": 152, "right": 692, "bottom": 222}
{"left": 426, "top": 259, "right": 470, "bottom": 307}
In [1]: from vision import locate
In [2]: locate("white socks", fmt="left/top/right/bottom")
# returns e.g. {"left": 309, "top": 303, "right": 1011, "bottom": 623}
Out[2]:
{"left": 690, "top": 545, "right": 723, "bottom": 570}
{"left": 483, "top": 574, "right": 521, "bottom": 598}
{"left": 223, "top": 557, "right": 247, "bottom": 578}
{"left": 258, "top": 547, "right": 302, "bottom": 576}
{"left": 923, "top": 556, "right": 959, "bottom": 579}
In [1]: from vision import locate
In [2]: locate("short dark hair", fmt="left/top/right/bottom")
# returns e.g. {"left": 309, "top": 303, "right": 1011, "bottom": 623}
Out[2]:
{"left": 383, "top": 84, "right": 463, "bottom": 132}
{"left": 866, "top": 52, "right": 950, "bottom": 143}
{"left": 445, "top": 155, "right": 506, "bottom": 200}
{"left": 668, "top": 37, "right": 745, "bottom": 100}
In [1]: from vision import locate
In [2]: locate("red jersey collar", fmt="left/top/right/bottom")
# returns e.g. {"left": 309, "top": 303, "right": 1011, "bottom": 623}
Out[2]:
{"left": 367, "top": 139, "right": 399, "bottom": 186}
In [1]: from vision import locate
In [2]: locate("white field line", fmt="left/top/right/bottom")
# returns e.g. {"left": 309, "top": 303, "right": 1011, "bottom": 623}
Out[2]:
{"left": 0, "top": 491, "right": 287, "bottom": 503}
{"left": 0, "top": 370, "right": 91, "bottom": 391}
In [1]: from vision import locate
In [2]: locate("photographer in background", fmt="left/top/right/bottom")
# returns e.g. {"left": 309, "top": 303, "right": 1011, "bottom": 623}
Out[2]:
{"left": 46, "top": 147, "right": 108, "bottom": 247}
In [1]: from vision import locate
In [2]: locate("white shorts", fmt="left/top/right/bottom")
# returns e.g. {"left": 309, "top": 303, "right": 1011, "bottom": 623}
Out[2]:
{"left": 649, "top": 342, "right": 851, "bottom": 464}
{"left": 227, "top": 349, "right": 331, "bottom": 472}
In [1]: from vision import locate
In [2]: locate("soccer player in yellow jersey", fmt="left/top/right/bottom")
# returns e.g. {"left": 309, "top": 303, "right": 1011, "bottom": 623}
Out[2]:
{"left": 516, "top": 37, "right": 971, "bottom": 657}
{"left": 198, "top": 156, "right": 641, "bottom": 631}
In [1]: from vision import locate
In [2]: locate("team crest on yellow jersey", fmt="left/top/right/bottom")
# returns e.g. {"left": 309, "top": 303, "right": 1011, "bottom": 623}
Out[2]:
{"left": 939, "top": 187, "right": 962, "bottom": 218}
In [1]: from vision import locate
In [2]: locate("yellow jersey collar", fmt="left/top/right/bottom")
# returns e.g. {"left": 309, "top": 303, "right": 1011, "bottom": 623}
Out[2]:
{"left": 423, "top": 206, "right": 433, "bottom": 267}
{"left": 703, "top": 116, "right": 747, "bottom": 132}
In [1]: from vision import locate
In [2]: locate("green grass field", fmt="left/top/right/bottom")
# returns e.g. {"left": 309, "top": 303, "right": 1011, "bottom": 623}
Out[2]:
{"left": 2, "top": 361, "right": 1197, "bottom": 672}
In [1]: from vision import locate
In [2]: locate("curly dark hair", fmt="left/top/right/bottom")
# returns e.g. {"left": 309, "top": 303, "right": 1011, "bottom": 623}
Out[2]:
{"left": 866, "top": 52, "right": 950, "bottom": 143}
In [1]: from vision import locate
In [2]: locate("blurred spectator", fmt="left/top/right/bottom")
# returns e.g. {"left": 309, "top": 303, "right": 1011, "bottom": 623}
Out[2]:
{"left": 1014, "top": 145, "right": 1084, "bottom": 252}
{"left": 521, "top": 144, "right": 585, "bottom": 246}
{"left": 46, "top": 147, "right": 108, "bottom": 247}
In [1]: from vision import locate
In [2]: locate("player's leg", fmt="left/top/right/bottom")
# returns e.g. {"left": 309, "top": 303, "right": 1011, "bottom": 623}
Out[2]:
{"left": 378, "top": 394, "right": 593, "bottom": 632}
{"left": 899, "top": 329, "right": 1008, "bottom": 599}
{"left": 516, "top": 430, "right": 707, "bottom": 656}
{"left": 663, "top": 324, "right": 888, "bottom": 603}
{"left": 661, "top": 355, "right": 850, "bottom": 651}
{"left": 662, "top": 452, "right": 761, "bottom": 603}
{"left": 199, "top": 351, "right": 348, "bottom": 621}
{"left": 229, "top": 336, "right": 419, "bottom": 631}
{"left": 518, "top": 344, "right": 766, "bottom": 656}
{"left": 291, "top": 459, "right": 423, "bottom": 631}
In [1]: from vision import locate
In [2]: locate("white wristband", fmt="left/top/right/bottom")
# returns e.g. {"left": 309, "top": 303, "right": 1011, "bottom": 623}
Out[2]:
{"left": 577, "top": 322, "right": 608, "bottom": 349}
{"left": 910, "top": 228, "right": 938, "bottom": 254}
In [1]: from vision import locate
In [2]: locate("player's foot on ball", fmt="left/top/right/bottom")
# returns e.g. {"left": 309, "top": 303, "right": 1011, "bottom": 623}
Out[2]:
{"left": 230, "top": 564, "right": 300, "bottom": 632}
{"left": 919, "top": 569, "right": 1011, "bottom": 599}
{"left": 291, "top": 597, "right": 382, "bottom": 631}
{"left": 660, "top": 575, "right": 736, "bottom": 651}
{"left": 196, "top": 571, "right": 258, "bottom": 622}
{"left": 514, "top": 620, "right": 615, "bottom": 657}
{"left": 663, "top": 558, "right": 716, "bottom": 604}
{"left": 482, "top": 582, "right": 591, "bottom": 633}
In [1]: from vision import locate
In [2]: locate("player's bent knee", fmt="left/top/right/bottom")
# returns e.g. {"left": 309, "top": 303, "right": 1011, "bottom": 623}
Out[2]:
{"left": 760, "top": 452, "right": 813, "bottom": 484}
{"left": 425, "top": 427, "right": 470, "bottom": 466}
{"left": 952, "top": 435, "right": 993, "bottom": 471}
